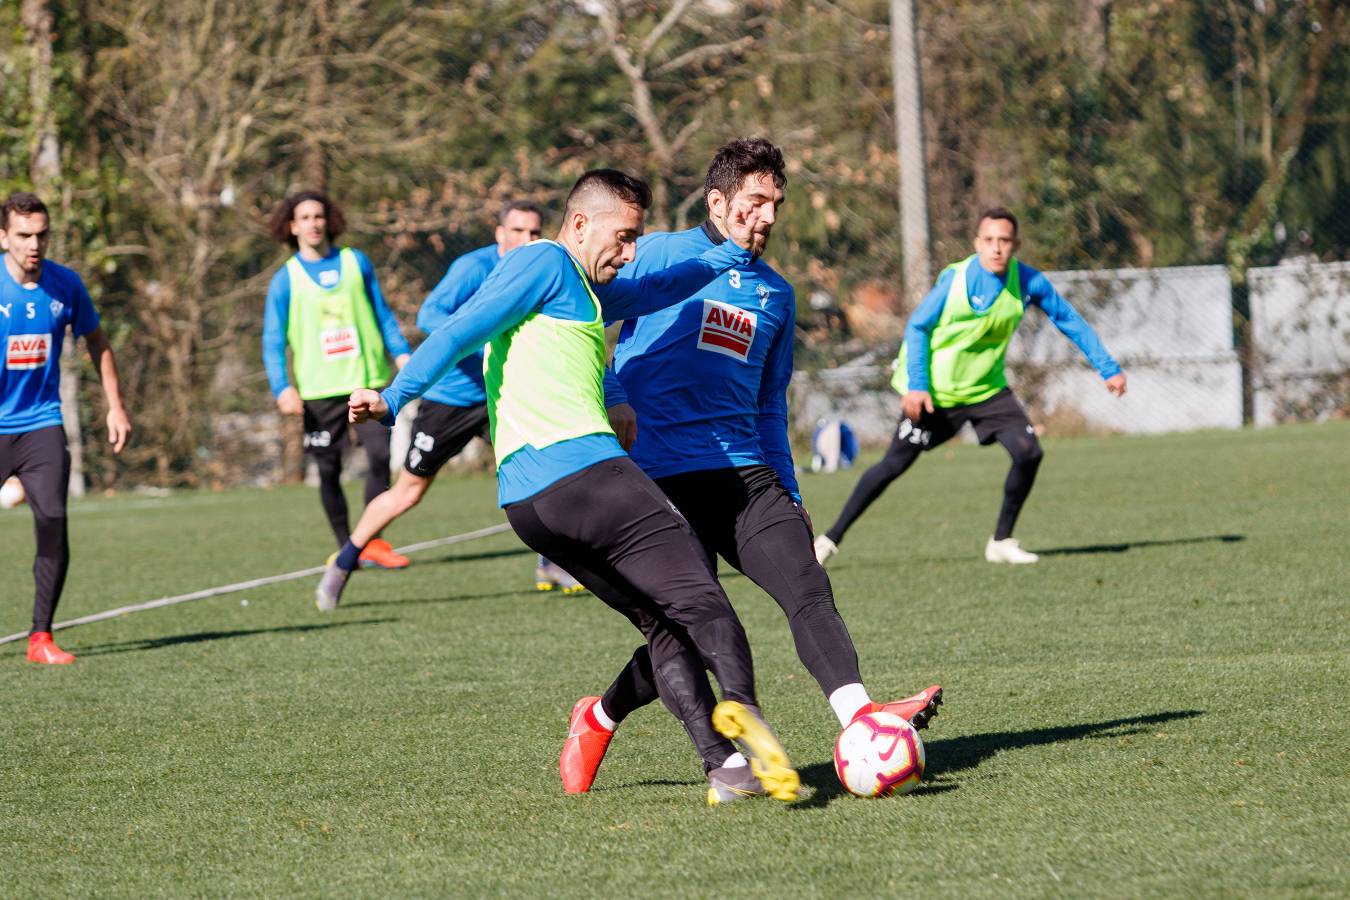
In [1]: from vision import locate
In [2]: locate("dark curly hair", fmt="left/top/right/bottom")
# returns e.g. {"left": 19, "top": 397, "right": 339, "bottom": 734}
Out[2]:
{"left": 268, "top": 191, "right": 346, "bottom": 249}
{"left": 703, "top": 138, "right": 787, "bottom": 203}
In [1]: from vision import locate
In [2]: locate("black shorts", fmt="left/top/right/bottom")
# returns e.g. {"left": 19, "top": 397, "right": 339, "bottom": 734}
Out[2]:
{"left": 897, "top": 388, "right": 1033, "bottom": 452}
{"left": 0, "top": 425, "right": 70, "bottom": 520}
{"left": 404, "top": 401, "right": 490, "bottom": 477}
{"left": 302, "top": 396, "right": 387, "bottom": 455}
{"left": 654, "top": 464, "right": 804, "bottom": 553}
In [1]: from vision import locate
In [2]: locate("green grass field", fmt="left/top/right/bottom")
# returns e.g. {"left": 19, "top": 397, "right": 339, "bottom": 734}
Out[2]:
{"left": 2, "top": 422, "right": 1347, "bottom": 897}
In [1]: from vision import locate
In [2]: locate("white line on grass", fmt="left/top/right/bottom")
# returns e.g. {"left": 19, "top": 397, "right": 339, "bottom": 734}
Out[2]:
{"left": 0, "top": 522, "right": 514, "bottom": 646}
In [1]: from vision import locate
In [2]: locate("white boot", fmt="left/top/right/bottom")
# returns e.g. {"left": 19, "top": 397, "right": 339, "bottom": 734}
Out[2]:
{"left": 985, "top": 536, "right": 1039, "bottom": 564}
{"left": 813, "top": 535, "right": 838, "bottom": 567}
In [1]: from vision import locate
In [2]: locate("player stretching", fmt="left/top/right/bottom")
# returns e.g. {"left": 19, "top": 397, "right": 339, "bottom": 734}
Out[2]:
{"left": 0, "top": 192, "right": 131, "bottom": 664}
{"left": 263, "top": 192, "right": 411, "bottom": 568}
{"left": 313, "top": 201, "right": 582, "bottom": 609}
{"left": 814, "top": 207, "right": 1127, "bottom": 567}
{"left": 559, "top": 139, "right": 941, "bottom": 802}
{"left": 348, "top": 170, "right": 799, "bottom": 804}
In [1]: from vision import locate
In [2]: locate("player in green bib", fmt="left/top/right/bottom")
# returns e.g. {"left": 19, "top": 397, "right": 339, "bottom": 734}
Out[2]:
{"left": 815, "top": 208, "right": 1128, "bottom": 565}
{"left": 346, "top": 170, "right": 801, "bottom": 805}
{"left": 262, "top": 192, "right": 411, "bottom": 568}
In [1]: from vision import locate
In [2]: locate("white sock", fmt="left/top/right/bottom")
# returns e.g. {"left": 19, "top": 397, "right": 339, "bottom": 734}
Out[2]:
{"left": 722, "top": 752, "right": 747, "bottom": 769}
{"left": 590, "top": 698, "right": 617, "bottom": 732}
{"left": 828, "top": 683, "right": 872, "bottom": 727}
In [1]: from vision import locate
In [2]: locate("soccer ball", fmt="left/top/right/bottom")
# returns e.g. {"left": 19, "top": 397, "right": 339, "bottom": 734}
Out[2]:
{"left": 0, "top": 476, "right": 25, "bottom": 510}
{"left": 834, "top": 710, "right": 925, "bottom": 797}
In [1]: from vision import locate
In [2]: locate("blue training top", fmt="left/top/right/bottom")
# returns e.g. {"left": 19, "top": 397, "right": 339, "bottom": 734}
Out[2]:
{"left": 603, "top": 222, "right": 800, "bottom": 500}
{"left": 261, "top": 246, "right": 411, "bottom": 397}
{"left": 379, "top": 238, "right": 754, "bottom": 506}
{"left": 417, "top": 243, "right": 500, "bottom": 408}
{"left": 0, "top": 260, "right": 101, "bottom": 434}
{"left": 905, "top": 257, "right": 1121, "bottom": 392}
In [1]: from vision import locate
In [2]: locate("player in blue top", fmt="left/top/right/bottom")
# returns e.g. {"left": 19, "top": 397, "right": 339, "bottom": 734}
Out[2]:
{"left": 814, "top": 208, "right": 1128, "bottom": 567}
{"left": 344, "top": 170, "right": 802, "bottom": 805}
{"left": 262, "top": 192, "right": 411, "bottom": 569}
{"left": 0, "top": 192, "right": 131, "bottom": 664}
{"left": 312, "top": 200, "right": 574, "bottom": 610}
{"left": 558, "top": 139, "right": 942, "bottom": 799}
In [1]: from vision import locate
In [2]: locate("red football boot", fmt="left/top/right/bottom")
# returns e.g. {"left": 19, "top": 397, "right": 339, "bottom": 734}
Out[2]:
{"left": 27, "top": 632, "right": 75, "bottom": 665}
{"left": 857, "top": 684, "right": 943, "bottom": 729}
{"left": 560, "top": 696, "right": 615, "bottom": 793}
{"left": 359, "top": 538, "right": 410, "bottom": 569}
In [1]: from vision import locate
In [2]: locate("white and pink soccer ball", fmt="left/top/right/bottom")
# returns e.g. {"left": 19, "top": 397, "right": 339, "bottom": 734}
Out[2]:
{"left": 834, "top": 710, "right": 926, "bottom": 797}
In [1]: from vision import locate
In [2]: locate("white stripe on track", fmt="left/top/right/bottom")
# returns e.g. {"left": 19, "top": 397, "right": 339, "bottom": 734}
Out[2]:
{"left": 0, "top": 522, "right": 514, "bottom": 646}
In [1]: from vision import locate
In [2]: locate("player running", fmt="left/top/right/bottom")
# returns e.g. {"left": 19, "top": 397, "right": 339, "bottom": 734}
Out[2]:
{"left": 0, "top": 192, "right": 131, "bottom": 664}
{"left": 313, "top": 201, "right": 583, "bottom": 609}
{"left": 558, "top": 139, "right": 941, "bottom": 802}
{"left": 346, "top": 169, "right": 800, "bottom": 804}
{"left": 814, "top": 207, "right": 1127, "bottom": 567}
{"left": 263, "top": 191, "right": 411, "bottom": 569}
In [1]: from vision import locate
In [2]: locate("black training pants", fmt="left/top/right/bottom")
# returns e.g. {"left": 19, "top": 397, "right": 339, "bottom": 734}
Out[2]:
{"left": 0, "top": 425, "right": 71, "bottom": 634}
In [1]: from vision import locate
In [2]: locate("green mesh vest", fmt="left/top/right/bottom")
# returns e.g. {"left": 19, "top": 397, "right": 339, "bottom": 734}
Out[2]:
{"left": 482, "top": 241, "right": 615, "bottom": 463}
{"left": 285, "top": 248, "right": 393, "bottom": 400}
{"left": 892, "top": 255, "right": 1025, "bottom": 407}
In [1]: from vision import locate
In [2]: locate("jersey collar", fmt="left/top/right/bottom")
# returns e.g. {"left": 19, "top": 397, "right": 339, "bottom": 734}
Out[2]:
{"left": 700, "top": 219, "right": 727, "bottom": 246}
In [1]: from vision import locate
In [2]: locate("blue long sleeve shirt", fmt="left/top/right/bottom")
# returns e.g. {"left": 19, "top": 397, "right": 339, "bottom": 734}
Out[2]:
{"left": 905, "top": 258, "right": 1121, "bottom": 392}
{"left": 417, "top": 244, "right": 500, "bottom": 408}
{"left": 378, "top": 237, "right": 754, "bottom": 506}
{"left": 262, "top": 246, "right": 410, "bottom": 397}
{"left": 602, "top": 223, "right": 800, "bottom": 500}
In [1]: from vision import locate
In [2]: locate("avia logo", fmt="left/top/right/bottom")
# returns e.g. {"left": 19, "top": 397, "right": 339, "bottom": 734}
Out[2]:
{"left": 696, "top": 299, "right": 757, "bottom": 362}
{"left": 6, "top": 333, "right": 51, "bottom": 369}
{"left": 320, "top": 326, "right": 359, "bottom": 359}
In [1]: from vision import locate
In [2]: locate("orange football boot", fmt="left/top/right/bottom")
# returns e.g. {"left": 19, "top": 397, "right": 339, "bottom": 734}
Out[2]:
{"left": 359, "top": 538, "right": 410, "bottom": 569}
{"left": 857, "top": 684, "right": 943, "bottom": 729}
{"left": 560, "top": 696, "right": 615, "bottom": 793}
{"left": 27, "top": 632, "right": 75, "bottom": 665}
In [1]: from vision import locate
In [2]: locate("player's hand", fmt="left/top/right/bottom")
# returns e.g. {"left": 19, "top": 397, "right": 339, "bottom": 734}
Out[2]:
{"left": 275, "top": 387, "right": 304, "bottom": 416}
{"left": 348, "top": 388, "right": 388, "bottom": 424}
{"left": 394, "top": 353, "right": 411, "bottom": 370}
{"left": 106, "top": 406, "right": 131, "bottom": 454}
{"left": 607, "top": 403, "right": 638, "bottom": 451}
{"left": 1105, "top": 373, "right": 1127, "bottom": 398}
{"left": 726, "top": 199, "right": 763, "bottom": 255}
{"left": 902, "top": 390, "right": 934, "bottom": 421}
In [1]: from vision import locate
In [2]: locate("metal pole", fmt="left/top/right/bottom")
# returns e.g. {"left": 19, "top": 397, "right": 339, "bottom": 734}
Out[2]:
{"left": 891, "top": 0, "right": 932, "bottom": 302}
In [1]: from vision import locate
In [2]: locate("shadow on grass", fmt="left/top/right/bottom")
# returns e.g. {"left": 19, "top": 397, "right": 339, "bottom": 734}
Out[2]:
{"left": 794, "top": 709, "right": 1205, "bottom": 808}
{"left": 420, "top": 546, "right": 535, "bottom": 565}
{"left": 1035, "top": 534, "right": 1244, "bottom": 556}
{"left": 75, "top": 617, "right": 399, "bottom": 656}
{"left": 343, "top": 589, "right": 540, "bottom": 610}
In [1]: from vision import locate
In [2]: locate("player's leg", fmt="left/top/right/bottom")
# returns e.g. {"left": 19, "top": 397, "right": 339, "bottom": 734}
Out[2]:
{"left": 507, "top": 458, "right": 797, "bottom": 800}
{"left": 13, "top": 426, "right": 75, "bottom": 664}
{"left": 304, "top": 398, "right": 351, "bottom": 547}
{"left": 971, "top": 391, "right": 1044, "bottom": 564}
{"left": 816, "top": 411, "right": 949, "bottom": 563}
{"left": 350, "top": 418, "right": 409, "bottom": 569}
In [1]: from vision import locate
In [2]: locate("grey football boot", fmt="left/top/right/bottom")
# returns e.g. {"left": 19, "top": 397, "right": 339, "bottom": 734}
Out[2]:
{"left": 315, "top": 554, "right": 353, "bottom": 612}
{"left": 706, "top": 763, "right": 767, "bottom": 806}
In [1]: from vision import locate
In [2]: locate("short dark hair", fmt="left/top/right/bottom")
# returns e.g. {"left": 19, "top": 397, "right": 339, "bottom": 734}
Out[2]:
{"left": 2, "top": 192, "right": 49, "bottom": 230}
{"left": 563, "top": 169, "right": 652, "bottom": 218}
{"left": 498, "top": 200, "right": 542, "bottom": 225}
{"left": 977, "top": 206, "right": 1019, "bottom": 236}
{"left": 703, "top": 138, "right": 787, "bottom": 202}
{"left": 268, "top": 191, "right": 346, "bottom": 249}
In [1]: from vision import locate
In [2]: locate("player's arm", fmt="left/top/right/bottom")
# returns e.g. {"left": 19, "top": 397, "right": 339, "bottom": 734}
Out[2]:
{"left": 357, "top": 249, "right": 412, "bottom": 368}
{"left": 417, "top": 256, "right": 484, "bottom": 335}
{"left": 1027, "top": 268, "right": 1127, "bottom": 396}
{"left": 82, "top": 328, "right": 131, "bottom": 454}
{"left": 900, "top": 270, "right": 954, "bottom": 419}
{"left": 596, "top": 206, "right": 761, "bottom": 319}
{"left": 351, "top": 247, "right": 560, "bottom": 424}
{"left": 262, "top": 269, "right": 303, "bottom": 415}
{"left": 602, "top": 365, "right": 637, "bottom": 451}
{"left": 756, "top": 291, "right": 801, "bottom": 503}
